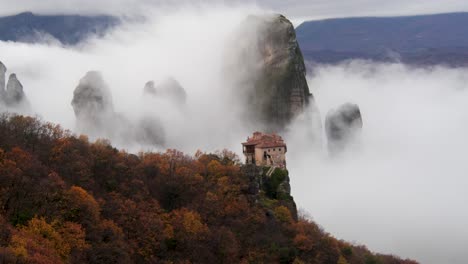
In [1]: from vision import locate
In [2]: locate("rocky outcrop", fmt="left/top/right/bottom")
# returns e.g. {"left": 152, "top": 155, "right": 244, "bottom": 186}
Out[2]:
{"left": 135, "top": 116, "right": 166, "bottom": 147}
{"left": 242, "top": 164, "right": 297, "bottom": 220}
{"left": 143, "top": 81, "right": 156, "bottom": 95}
{"left": 231, "top": 14, "right": 314, "bottom": 131}
{"left": 71, "top": 71, "right": 116, "bottom": 136}
{"left": 5, "top": 74, "right": 26, "bottom": 106}
{"left": 242, "top": 164, "right": 264, "bottom": 200}
{"left": 144, "top": 77, "right": 187, "bottom": 105}
{"left": 72, "top": 71, "right": 165, "bottom": 147}
{"left": 0, "top": 61, "right": 6, "bottom": 99}
{"left": 325, "top": 103, "right": 363, "bottom": 154}
{"left": 0, "top": 62, "right": 29, "bottom": 110}
{"left": 71, "top": 71, "right": 114, "bottom": 130}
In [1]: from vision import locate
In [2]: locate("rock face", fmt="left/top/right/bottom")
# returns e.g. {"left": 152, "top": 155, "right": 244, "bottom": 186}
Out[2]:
{"left": 232, "top": 14, "right": 314, "bottom": 131}
{"left": 325, "top": 103, "right": 363, "bottom": 154}
{"left": 143, "top": 81, "right": 156, "bottom": 95}
{"left": 71, "top": 71, "right": 114, "bottom": 118}
{"left": 135, "top": 116, "right": 166, "bottom": 147}
{"left": 0, "top": 61, "right": 6, "bottom": 99}
{"left": 72, "top": 71, "right": 165, "bottom": 147}
{"left": 144, "top": 77, "right": 187, "bottom": 105}
{"left": 5, "top": 74, "right": 26, "bottom": 106}
{"left": 0, "top": 62, "right": 29, "bottom": 111}
{"left": 242, "top": 164, "right": 297, "bottom": 220}
{"left": 71, "top": 71, "right": 114, "bottom": 130}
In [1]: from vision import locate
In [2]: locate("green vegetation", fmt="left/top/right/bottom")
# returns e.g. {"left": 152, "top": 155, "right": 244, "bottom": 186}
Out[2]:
{"left": 263, "top": 167, "right": 290, "bottom": 200}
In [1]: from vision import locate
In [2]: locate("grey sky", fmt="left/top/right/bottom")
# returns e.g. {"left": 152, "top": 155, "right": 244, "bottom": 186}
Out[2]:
{"left": 2, "top": 0, "right": 468, "bottom": 23}
{"left": 2, "top": 2, "right": 468, "bottom": 263}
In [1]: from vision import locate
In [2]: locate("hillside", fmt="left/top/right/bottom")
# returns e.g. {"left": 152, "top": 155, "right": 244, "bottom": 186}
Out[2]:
{"left": 0, "top": 113, "right": 417, "bottom": 263}
{"left": 2, "top": 12, "right": 468, "bottom": 65}
{"left": 0, "top": 12, "right": 118, "bottom": 45}
{"left": 296, "top": 12, "right": 468, "bottom": 66}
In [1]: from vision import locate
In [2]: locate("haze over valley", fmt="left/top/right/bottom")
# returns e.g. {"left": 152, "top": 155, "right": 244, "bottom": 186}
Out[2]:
{"left": 1, "top": 1, "right": 468, "bottom": 263}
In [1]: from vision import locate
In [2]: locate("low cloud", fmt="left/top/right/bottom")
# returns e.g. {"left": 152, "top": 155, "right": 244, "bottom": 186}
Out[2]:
{"left": 0, "top": 5, "right": 265, "bottom": 152}
{"left": 288, "top": 61, "right": 468, "bottom": 264}
{"left": 1, "top": 5, "right": 468, "bottom": 264}
{"left": 2, "top": 0, "right": 468, "bottom": 24}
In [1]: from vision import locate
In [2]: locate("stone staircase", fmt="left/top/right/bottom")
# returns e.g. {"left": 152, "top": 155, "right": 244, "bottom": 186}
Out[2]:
{"left": 266, "top": 166, "right": 277, "bottom": 177}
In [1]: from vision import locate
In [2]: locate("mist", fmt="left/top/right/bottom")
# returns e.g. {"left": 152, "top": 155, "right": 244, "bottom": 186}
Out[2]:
{"left": 288, "top": 61, "right": 468, "bottom": 264}
{"left": 1, "top": 5, "right": 468, "bottom": 264}
{"left": 0, "top": 5, "right": 266, "bottom": 152}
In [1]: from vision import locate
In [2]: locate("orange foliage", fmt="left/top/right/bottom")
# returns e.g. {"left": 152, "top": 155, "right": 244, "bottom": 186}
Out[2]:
{"left": 0, "top": 114, "right": 418, "bottom": 264}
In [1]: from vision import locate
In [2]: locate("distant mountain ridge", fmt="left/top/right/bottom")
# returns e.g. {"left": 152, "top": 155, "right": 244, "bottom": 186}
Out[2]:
{"left": 296, "top": 12, "right": 468, "bottom": 66}
{"left": 0, "top": 12, "right": 119, "bottom": 45}
{"left": 2, "top": 12, "right": 468, "bottom": 66}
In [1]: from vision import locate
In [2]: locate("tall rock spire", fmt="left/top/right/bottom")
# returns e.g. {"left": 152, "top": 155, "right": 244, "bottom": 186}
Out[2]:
{"left": 5, "top": 74, "right": 26, "bottom": 105}
{"left": 0, "top": 61, "right": 6, "bottom": 100}
{"left": 227, "top": 14, "right": 317, "bottom": 132}
{"left": 325, "top": 103, "right": 363, "bottom": 155}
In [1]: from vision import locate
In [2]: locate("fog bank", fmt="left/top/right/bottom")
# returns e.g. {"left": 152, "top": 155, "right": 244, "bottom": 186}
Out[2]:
{"left": 1, "top": 6, "right": 468, "bottom": 263}
{"left": 288, "top": 61, "right": 468, "bottom": 264}
{"left": 0, "top": 6, "right": 264, "bottom": 152}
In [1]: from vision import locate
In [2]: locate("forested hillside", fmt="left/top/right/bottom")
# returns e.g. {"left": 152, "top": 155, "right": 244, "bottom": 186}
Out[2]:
{"left": 0, "top": 114, "right": 417, "bottom": 263}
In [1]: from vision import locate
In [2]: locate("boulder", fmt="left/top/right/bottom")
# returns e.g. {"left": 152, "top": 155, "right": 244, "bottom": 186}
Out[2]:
{"left": 325, "top": 103, "right": 363, "bottom": 154}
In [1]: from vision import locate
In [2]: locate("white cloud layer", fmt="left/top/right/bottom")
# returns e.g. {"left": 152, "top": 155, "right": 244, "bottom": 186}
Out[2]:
{"left": 1, "top": 4, "right": 468, "bottom": 264}
{"left": 2, "top": 0, "right": 468, "bottom": 22}
{"left": 289, "top": 61, "right": 468, "bottom": 264}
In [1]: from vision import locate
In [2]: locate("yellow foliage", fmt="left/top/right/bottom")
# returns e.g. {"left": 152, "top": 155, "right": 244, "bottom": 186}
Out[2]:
{"left": 8, "top": 235, "right": 28, "bottom": 259}
{"left": 23, "top": 217, "right": 69, "bottom": 258}
{"left": 338, "top": 255, "right": 349, "bottom": 264}
{"left": 67, "top": 185, "right": 101, "bottom": 222}
{"left": 207, "top": 160, "right": 223, "bottom": 177}
{"left": 274, "top": 205, "right": 293, "bottom": 223}
{"left": 182, "top": 211, "right": 207, "bottom": 235}
{"left": 7, "top": 217, "right": 87, "bottom": 262}
{"left": 293, "top": 258, "right": 306, "bottom": 264}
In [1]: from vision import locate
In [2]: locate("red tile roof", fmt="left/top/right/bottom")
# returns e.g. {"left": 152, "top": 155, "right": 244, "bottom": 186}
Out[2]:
{"left": 242, "top": 132, "right": 287, "bottom": 148}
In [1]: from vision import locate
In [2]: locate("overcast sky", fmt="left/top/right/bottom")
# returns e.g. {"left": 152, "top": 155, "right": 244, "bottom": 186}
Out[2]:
{"left": 2, "top": 0, "right": 468, "bottom": 23}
